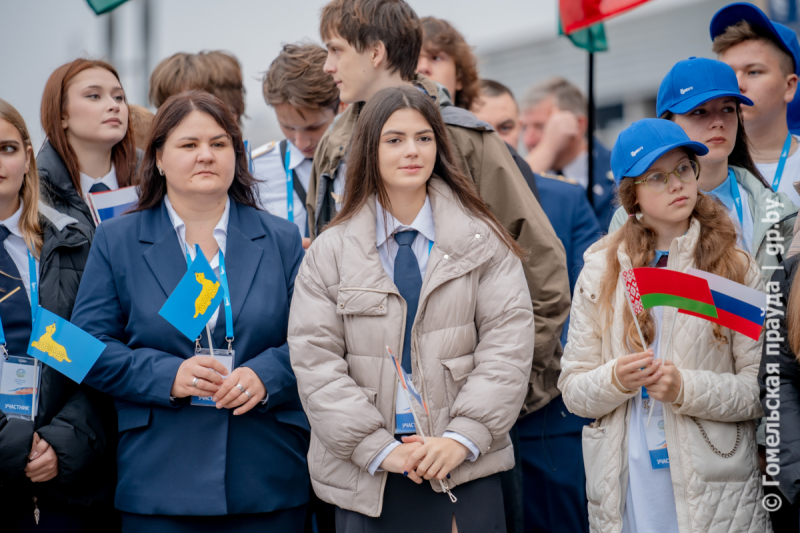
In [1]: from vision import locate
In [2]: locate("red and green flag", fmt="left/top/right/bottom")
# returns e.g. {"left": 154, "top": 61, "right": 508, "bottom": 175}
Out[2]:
{"left": 621, "top": 268, "right": 718, "bottom": 319}
{"left": 559, "top": 0, "right": 653, "bottom": 34}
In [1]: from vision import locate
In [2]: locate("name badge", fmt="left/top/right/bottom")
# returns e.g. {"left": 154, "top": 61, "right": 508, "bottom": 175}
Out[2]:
{"left": 643, "top": 391, "right": 669, "bottom": 470}
{"left": 395, "top": 386, "right": 415, "bottom": 434}
{"left": 0, "top": 355, "right": 41, "bottom": 420}
{"left": 191, "top": 349, "right": 234, "bottom": 406}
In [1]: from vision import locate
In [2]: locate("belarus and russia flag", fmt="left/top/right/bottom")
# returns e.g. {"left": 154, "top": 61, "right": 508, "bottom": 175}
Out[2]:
{"left": 622, "top": 268, "right": 767, "bottom": 340}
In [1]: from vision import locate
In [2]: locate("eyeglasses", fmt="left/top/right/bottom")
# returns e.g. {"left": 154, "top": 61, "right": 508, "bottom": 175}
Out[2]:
{"left": 633, "top": 160, "right": 699, "bottom": 193}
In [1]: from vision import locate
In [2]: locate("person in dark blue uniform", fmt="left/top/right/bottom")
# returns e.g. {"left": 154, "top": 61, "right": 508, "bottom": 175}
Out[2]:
{"left": 70, "top": 91, "right": 309, "bottom": 533}
{"left": 520, "top": 76, "right": 617, "bottom": 231}
{"left": 472, "top": 80, "right": 595, "bottom": 533}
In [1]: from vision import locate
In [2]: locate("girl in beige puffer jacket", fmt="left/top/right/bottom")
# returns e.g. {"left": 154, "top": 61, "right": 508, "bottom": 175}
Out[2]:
{"left": 288, "top": 87, "right": 534, "bottom": 532}
{"left": 559, "top": 119, "right": 770, "bottom": 533}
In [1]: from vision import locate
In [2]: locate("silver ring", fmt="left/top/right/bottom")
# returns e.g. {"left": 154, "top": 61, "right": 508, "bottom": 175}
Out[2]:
{"left": 236, "top": 383, "right": 245, "bottom": 393}
{"left": 244, "top": 390, "right": 252, "bottom": 399}
{"left": 191, "top": 377, "right": 199, "bottom": 388}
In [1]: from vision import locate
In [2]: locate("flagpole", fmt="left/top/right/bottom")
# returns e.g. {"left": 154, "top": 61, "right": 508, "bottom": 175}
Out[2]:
{"left": 205, "top": 323, "right": 214, "bottom": 351}
{"left": 587, "top": 51, "right": 595, "bottom": 205}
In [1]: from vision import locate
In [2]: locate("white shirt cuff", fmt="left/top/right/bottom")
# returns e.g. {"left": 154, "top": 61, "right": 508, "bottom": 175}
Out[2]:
{"left": 443, "top": 431, "right": 479, "bottom": 462}
{"left": 368, "top": 441, "right": 401, "bottom": 475}
{"left": 261, "top": 393, "right": 269, "bottom": 405}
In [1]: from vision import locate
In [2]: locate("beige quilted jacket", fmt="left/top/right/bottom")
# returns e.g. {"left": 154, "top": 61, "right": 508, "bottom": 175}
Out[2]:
{"left": 288, "top": 179, "right": 534, "bottom": 517}
{"left": 558, "top": 219, "right": 770, "bottom": 533}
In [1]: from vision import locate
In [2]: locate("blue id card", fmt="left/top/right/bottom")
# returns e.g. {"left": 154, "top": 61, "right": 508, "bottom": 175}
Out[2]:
{"left": 0, "top": 355, "right": 41, "bottom": 420}
{"left": 191, "top": 350, "right": 234, "bottom": 406}
{"left": 643, "top": 395, "right": 669, "bottom": 469}
{"left": 395, "top": 387, "right": 416, "bottom": 434}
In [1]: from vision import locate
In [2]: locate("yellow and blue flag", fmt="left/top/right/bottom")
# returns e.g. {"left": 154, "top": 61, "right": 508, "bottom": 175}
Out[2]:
{"left": 159, "top": 245, "right": 224, "bottom": 341}
{"left": 27, "top": 307, "right": 107, "bottom": 384}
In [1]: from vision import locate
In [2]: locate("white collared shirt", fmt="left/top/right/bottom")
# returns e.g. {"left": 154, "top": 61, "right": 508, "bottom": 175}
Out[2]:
{"left": 253, "top": 140, "right": 312, "bottom": 237}
{"left": 80, "top": 164, "right": 119, "bottom": 197}
{"left": 559, "top": 150, "right": 589, "bottom": 190}
{"left": 368, "top": 194, "right": 479, "bottom": 475}
{"left": 375, "top": 196, "right": 435, "bottom": 280}
{"left": 1, "top": 202, "right": 39, "bottom": 303}
{"left": 164, "top": 195, "right": 230, "bottom": 332}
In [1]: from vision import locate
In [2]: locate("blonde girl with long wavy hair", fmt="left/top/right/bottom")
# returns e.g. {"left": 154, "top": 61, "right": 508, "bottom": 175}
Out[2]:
{"left": 559, "top": 119, "right": 769, "bottom": 533}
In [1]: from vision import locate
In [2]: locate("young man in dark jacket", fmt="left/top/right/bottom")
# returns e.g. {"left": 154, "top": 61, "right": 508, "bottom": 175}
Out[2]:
{"left": 309, "top": 0, "right": 571, "bottom": 415}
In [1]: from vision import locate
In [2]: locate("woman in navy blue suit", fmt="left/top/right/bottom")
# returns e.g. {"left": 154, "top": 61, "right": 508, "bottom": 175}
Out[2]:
{"left": 70, "top": 91, "right": 309, "bottom": 532}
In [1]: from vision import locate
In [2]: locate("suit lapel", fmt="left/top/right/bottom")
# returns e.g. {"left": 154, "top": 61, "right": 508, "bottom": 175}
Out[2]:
{"left": 141, "top": 201, "right": 187, "bottom": 298}
{"left": 224, "top": 202, "right": 264, "bottom": 331}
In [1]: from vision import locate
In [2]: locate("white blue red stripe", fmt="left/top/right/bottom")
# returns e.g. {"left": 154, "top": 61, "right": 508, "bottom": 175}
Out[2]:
{"left": 682, "top": 268, "right": 766, "bottom": 340}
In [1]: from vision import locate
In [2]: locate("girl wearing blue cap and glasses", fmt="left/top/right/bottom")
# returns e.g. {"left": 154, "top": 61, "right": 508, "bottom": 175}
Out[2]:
{"left": 559, "top": 119, "right": 769, "bottom": 533}
{"left": 610, "top": 57, "right": 797, "bottom": 282}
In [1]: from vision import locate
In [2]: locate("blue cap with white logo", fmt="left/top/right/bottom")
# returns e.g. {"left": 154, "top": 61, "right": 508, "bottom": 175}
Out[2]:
{"left": 657, "top": 57, "right": 753, "bottom": 118}
{"left": 710, "top": 3, "right": 800, "bottom": 75}
{"left": 611, "top": 119, "right": 709, "bottom": 185}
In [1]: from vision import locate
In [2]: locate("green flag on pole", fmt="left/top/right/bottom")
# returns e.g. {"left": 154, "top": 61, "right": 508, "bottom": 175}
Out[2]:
{"left": 558, "top": 16, "right": 608, "bottom": 52}
{"left": 86, "top": 0, "right": 129, "bottom": 15}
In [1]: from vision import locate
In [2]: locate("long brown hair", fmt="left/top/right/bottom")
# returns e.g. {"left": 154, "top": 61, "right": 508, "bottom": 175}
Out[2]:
{"left": 330, "top": 86, "right": 523, "bottom": 257}
{"left": 420, "top": 17, "right": 480, "bottom": 111}
{"left": 0, "top": 100, "right": 43, "bottom": 258}
{"left": 662, "top": 103, "right": 769, "bottom": 188}
{"left": 133, "top": 90, "right": 259, "bottom": 212}
{"left": 40, "top": 59, "right": 137, "bottom": 196}
{"left": 599, "top": 154, "right": 750, "bottom": 351}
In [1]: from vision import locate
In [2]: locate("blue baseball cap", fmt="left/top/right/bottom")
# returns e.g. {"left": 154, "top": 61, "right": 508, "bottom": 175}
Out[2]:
{"left": 657, "top": 57, "right": 753, "bottom": 117}
{"left": 611, "top": 119, "right": 709, "bottom": 185}
{"left": 710, "top": 3, "right": 800, "bottom": 75}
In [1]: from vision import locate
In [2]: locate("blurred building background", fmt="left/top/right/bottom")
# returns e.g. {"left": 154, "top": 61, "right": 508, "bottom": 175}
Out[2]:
{"left": 1, "top": 0, "right": 795, "bottom": 153}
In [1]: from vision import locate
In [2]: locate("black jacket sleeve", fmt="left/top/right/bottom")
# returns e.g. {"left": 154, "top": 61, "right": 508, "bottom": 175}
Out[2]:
{"left": 0, "top": 415, "right": 34, "bottom": 481}
{"left": 759, "top": 255, "right": 800, "bottom": 504}
{"left": 36, "top": 386, "right": 106, "bottom": 484}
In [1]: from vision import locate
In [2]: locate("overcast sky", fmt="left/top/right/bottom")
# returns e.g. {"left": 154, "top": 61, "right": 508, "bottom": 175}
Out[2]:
{"left": 1, "top": 0, "right": 698, "bottom": 148}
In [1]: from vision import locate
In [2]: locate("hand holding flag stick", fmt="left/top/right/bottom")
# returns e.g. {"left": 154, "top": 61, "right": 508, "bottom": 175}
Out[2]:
{"left": 620, "top": 267, "right": 767, "bottom": 425}
{"left": 386, "top": 347, "right": 457, "bottom": 503}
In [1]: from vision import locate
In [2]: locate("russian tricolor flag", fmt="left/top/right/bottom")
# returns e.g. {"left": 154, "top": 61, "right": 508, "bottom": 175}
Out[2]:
{"left": 681, "top": 268, "right": 766, "bottom": 341}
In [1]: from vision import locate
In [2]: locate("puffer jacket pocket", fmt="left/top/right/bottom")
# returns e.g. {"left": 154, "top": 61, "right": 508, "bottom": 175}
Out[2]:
{"left": 442, "top": 354, "right": 475, "bottom": 406}
{"left": 337, "top": 289, "right": 388, "bottom": 316}
{"left": 685, "top": 417, "right": 756, "bottom": 482}
{"left": 309, "top": 431, "right": 359, "bottom": 492}
{"left": 582, "top": 424, "right": 608, "bottom": 504}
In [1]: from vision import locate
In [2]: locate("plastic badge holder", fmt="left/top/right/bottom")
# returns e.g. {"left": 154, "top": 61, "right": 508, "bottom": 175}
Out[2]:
{"left": 0, "top": 355, "right": 41, "bottom": 421}
{"left": 191, "top": 350, "right": 234, "bottom": 406}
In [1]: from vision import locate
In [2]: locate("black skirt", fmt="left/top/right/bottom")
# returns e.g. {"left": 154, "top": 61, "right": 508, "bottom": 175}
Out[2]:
{"left": 120, "top": 504, "right": 306, "bottom": 533}
{"left": 336, "top": 473, "right": 506, "bottom": 533}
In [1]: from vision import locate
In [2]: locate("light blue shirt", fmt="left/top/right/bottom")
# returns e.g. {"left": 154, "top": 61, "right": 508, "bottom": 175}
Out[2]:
{"left": 368, "top": 195, "right": 479, "bottom": 475}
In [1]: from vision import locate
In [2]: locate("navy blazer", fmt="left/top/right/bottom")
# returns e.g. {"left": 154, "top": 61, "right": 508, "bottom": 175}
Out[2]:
{"left": 70, "top": 198, "right": 309, "bottom": 517}
{"left": 534, "top": 175, "right": 602, "bottom": 347}
{"left": 590, "top": 141, "right": 617, "bottom": 232}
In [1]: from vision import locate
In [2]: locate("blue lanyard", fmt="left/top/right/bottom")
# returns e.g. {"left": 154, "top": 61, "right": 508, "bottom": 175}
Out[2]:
{"left": 0, "top": 249, "right": 39, "bottom": 350}
{"left": 728, "top": 168, "right": 744, "bottom": 229}
{"left": 771, "top": 133, "right": 793, "bottom": 191}
{"left": 284, "top": 147, "right": 294, "bottom": 223}
{"left": 183, "top": 244, "right": 234, "bottom": 347}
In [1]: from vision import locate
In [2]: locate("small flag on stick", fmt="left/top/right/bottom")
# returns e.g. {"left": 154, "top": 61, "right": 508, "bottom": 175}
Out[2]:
{"left": 159, "top": 245, "right": 224, "bottom": 341}
{"left": 27, "top": 308, "right": 106, "bottom": 384}
{"left": 386, "top": 347, "right": 429, "bottom": 417}
{"left": 682, "top": 269, "right": 766, "bottom": 341}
